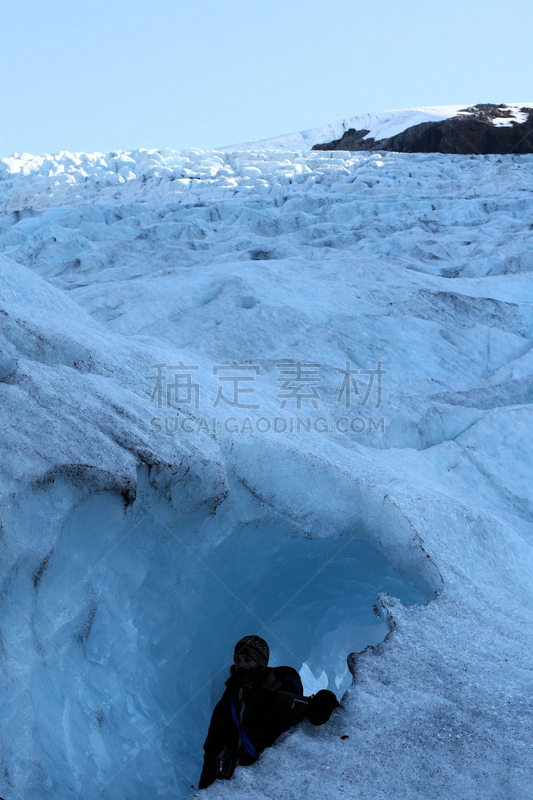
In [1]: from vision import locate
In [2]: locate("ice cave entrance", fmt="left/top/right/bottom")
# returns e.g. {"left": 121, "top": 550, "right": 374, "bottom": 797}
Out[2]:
{"left": 23, "top": 488, "right": 433, "bottom": 799}
{"left": 201, "top": 521, "right": 429, "bottom": 700}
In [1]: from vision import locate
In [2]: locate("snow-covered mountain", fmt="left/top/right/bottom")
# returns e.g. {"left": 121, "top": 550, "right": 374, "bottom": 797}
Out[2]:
{"left": 220, "top": 103, "right": 533, "bottom": 154}
{"left": 217, "top": 105, "right": 467, "bottom": 150}
{"left": 1, "top": 133, "right": 532, "bottom": 800}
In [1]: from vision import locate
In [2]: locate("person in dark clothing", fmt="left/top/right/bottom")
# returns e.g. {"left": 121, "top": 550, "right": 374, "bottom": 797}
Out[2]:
{"left": 198, "top": 635, "right": 339, "bottom": 790}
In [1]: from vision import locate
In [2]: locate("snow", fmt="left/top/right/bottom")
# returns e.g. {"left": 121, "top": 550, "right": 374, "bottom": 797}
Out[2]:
{"left": 492, "top": 108, "right": 529, "bottom": 127}
{"left": 1, "top": 138, "right": 533, "bottom": 799}
{"left": 217, "top": 106, "right": 466, "bottom": 151}
{"left": 217, "top": 104, "right": 533, "bottom": 150}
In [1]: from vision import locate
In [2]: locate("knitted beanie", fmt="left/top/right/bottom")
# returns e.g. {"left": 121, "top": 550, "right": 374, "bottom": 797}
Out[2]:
{"left": 233, "top": 635, "right": 270, "bottom": 669}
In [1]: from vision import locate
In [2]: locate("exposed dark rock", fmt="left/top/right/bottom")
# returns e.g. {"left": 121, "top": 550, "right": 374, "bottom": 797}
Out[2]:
{"left": 312, "top": 104, "right": 533, "bottom": 155}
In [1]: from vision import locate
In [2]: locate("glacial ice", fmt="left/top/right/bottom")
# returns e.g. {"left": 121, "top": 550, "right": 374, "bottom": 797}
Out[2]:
{"left": 1, "top": 143, "right": 532, "bottom": 799}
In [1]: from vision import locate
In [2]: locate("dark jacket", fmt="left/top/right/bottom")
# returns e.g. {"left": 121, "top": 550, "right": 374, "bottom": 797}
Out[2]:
{"left": 199, "top": 665, "right": 310, "bottom": 790}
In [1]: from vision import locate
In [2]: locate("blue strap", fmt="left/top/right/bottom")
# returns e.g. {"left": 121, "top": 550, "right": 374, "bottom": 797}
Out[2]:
{"left": 230, "top": 699, "right": 258, "bottom": 760}
{"left": 284, "top": 672, "right": 303, "bottom": 695}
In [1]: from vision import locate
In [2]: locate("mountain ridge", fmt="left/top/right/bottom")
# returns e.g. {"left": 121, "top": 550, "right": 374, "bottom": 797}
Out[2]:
{"left": 220, "top": 103, "right": 533, "bottom": 154}
{"left": 312, "top": 104, "right": 533, "bottom": 154}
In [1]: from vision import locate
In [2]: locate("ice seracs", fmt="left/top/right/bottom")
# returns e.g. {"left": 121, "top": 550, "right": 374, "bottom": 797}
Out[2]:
{"left": 1, "top": 128, "right": 533, "bottom": 799}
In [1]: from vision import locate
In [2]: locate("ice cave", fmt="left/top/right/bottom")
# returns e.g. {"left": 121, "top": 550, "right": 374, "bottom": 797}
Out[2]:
{"left": 0, "top": 462, "right": 440, "bottom": 800}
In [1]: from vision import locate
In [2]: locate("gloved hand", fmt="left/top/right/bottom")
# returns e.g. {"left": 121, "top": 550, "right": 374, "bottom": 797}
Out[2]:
{"left": 306, "top": 690, "right": 340, "bottom": 725}
{"left": 275, "top": 691, "right": 310, "bottom": 712}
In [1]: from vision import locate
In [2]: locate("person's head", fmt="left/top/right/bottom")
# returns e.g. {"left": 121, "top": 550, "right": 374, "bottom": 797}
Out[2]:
{"left": 233, "top": 635, "right": 269, "bottom": 684}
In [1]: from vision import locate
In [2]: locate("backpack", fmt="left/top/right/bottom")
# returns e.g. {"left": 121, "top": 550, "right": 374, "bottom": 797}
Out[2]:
{"left": 273, "top": 665, "right": 304, "bottom": 695}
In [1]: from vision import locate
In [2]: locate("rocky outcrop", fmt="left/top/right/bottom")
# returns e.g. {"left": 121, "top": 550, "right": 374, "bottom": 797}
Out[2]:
{"left": 312, "top": 104, "right": 533, "bottom": 154}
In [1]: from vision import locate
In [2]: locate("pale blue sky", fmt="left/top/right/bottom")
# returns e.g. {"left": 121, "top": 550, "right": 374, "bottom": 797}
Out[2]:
{"left": 1, "top": 0, "right": 531, "bottom": 157}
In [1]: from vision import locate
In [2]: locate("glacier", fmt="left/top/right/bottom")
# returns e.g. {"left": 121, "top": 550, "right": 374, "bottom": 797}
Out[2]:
{"left": 0, "top": 143, "right": 532, "bottom": 799}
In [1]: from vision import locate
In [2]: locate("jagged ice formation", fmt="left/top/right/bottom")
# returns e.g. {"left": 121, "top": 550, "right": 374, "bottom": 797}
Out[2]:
{"left": 0, "top": 143, "right": 532, "bottom": 799}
